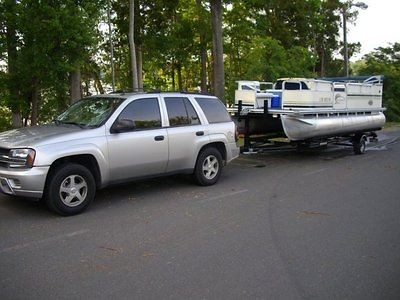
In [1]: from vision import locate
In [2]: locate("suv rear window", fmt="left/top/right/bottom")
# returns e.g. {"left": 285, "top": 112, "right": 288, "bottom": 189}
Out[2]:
{"left": 165, "top": 97, "right": 200, "bottom": 126}
{"left": 195, "top": 97, "right": 231, "bottom": 123}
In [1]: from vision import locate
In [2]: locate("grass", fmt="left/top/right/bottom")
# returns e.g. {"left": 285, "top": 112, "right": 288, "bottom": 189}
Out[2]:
{"left": 384, "top": 122, "right": 400, "bottom": 128}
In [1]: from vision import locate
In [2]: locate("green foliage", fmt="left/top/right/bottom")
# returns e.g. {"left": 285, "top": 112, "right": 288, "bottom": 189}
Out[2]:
{"left": 244, "top": 37, "right": 316, "bottom": 81}
{"left": 0, "top": 0, "right": 373, "bottom": 128}
{"left": 0, "top": 0, "right": 105, "bottom": 128}
{"left": 0, "top": 71, "right": 11, "bottom": 131}
{"left": 0, "top": 106, "right": 11, "bottom": 131}
{"left": 226, "top": 0, "right": 343, "bottom": 78}
{"left": 357, "top": 43, "right": 400, "bottom": 122}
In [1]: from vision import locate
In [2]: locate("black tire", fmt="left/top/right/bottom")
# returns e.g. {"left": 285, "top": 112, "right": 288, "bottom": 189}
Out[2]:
{"left": 45, "top": 164, "right": 96, "bottom": 216}
{"left": 296, "top": 141, "right": 310, "bottom": 152}
{"left": 353, "top": 135, "right": 367, "bottom": 155}
{"left": 193, "top": 147, "right": 223, "bottom": 186}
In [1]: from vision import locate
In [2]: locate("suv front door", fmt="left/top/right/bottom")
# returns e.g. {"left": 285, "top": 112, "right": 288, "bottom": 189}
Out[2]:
{"left": 106, "top": 97, "right": 168, "bottom": 182}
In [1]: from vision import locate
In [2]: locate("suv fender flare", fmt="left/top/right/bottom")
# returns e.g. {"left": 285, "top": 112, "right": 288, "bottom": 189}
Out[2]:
{"left": 195, "top": 137, "right": 228, "bottom": 166}
{"left": 36, "top": 144, "right": 110, "bottom": 187}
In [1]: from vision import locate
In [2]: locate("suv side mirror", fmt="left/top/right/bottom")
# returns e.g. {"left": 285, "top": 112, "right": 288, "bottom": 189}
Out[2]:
{"left": 111, "top": 118, "right": 135, "bottom": 133}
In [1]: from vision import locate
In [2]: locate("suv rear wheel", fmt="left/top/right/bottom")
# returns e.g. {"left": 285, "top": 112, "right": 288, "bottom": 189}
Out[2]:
{"left": 193, "top": 147, "right": 223, "bottom": 186}
{"left": 45, "top": 163, "right": 96, "bottom": 216}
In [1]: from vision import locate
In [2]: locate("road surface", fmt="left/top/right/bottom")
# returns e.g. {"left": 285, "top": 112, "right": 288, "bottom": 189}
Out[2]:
{"left": 1, "top": 128, "right": 399, "bottom": 299}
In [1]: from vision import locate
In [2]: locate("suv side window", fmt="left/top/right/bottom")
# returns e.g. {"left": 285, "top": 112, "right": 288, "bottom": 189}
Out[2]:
{"left": 195, "top": 97, "right": 231, "bottom": 123}
{"left": 165, "top": 97, "right": 200, "bottom": 126}
{"left": 184, "top": 98, "right": 200, "bottom": 125}
{"left": 117, "top": 98, "right": 161, "bottom": 130}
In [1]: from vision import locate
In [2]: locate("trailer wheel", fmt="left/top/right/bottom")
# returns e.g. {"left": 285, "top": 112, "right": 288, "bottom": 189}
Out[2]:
{"left": 353, "top": 135, "right": 367, "bottom": 155}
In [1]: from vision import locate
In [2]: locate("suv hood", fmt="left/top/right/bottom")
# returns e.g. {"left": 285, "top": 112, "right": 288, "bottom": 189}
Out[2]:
{"left": 0, "top": 124, "right": 83, "bottom": 149}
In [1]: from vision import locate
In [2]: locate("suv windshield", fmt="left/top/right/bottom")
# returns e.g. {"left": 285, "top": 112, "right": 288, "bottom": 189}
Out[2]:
{"left": 55, "top": 97, "right": 125, "bottom": 127}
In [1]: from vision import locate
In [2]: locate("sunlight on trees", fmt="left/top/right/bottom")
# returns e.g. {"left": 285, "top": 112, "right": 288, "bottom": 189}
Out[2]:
{"left": 0, "top": 0, "right": 398, "bottom": 129}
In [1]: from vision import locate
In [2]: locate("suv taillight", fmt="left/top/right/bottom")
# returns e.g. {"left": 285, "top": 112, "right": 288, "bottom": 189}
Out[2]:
{"left": 235, "top": 126, "right": 239, "bottom": 143}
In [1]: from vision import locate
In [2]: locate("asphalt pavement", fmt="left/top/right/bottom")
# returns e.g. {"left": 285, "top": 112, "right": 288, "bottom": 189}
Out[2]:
{"left": 1, "top": 127, "right": 400, "bottom": 299}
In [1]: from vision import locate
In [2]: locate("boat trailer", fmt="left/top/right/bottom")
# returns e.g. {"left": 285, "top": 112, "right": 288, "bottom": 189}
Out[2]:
{"left": 235, "top": 100, "right": 381, "bottom": 155}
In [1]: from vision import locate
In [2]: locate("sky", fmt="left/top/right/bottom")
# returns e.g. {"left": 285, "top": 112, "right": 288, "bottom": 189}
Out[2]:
{"left": 346, "top": 0, "right": 400, "bottom": 60}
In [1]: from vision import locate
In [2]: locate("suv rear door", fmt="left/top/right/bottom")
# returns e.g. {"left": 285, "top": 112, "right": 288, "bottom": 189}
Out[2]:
{"left": 162, "top": 96, "right": 209, "bottom": 172}
{"left": 194, "top": 96, "right": 235, "bottom": 136}
{"left": 106, "top": 97, "right": 168, "bottom": 181}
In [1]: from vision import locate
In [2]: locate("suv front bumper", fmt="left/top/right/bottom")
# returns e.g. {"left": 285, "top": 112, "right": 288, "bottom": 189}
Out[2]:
{"left": 0, "top": 166, "right": 50, "bottom": 198}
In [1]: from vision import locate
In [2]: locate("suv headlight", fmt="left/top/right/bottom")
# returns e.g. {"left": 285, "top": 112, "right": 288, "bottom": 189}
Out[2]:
{"left": 8, "top": 148, "right": 36, "bottom": 168}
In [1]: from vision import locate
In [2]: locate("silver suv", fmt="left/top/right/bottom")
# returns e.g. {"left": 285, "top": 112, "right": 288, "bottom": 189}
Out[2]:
{"left": 0, "top": 92, "right": 239, "bottom": 215}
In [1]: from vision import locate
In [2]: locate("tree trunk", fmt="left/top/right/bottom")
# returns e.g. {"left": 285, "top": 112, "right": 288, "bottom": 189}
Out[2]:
{"left": 171, "top": 66, "right": 175, "bottom": 90}
{"left": 207, "top": 53, "right": 212, "bottom": 91}
{"left": 30, "top": 92, "right": 39, "bottom": 126}
{"left": 200, "top": 41, "right": 207, "bottom": 92}
{"left": 134, "top": 0, "right": 143, "bottom": 91}
{"left": 196, "top": 0, "right": 207, "bottom": 92}
{"left": 177, "top": 63, "right": 183, "bottom": 91}
{"left": 90, "top": 61, "right": 105, "bottom": 94}
{"left": 84, "top": 81, "right": 90, "bottom": 96}
{"left": 129, "top": 0, "right": 139, "bottom": 91}
{"left": 5, "top": 0, "right": 22, "bottom": 128}
{"left": 91, "top": 66, "right": 105, "bottom": 94}
{"left": 320, "top": 47, "right": 326, "bottom": 77}
{"left": 107, "top": 0, "right": 116, "bottom": 91}
{"left": 12, "top": 113, "right": 22, "bottom": 128}
{"left": 30, "top": 77, "right": 40, "bottom": 126}
{"left": 210, "top": 0, "right": 225, "bottom": 103}
{"left": 137, "top": 44, "right": 143, "bottom": 91}
{"left": 70, "top": 69, "right": 82, "bottom": 104}
{"left": 94, "top": 76, "right": 105, "bottom": 94}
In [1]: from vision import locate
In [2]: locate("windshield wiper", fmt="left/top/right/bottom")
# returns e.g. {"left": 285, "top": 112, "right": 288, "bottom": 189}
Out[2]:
{"left": 62, "top": 121, "right": 88, "bottom": 129}
{"left": 53, "top": 120, "right": 87, "bottom": 129}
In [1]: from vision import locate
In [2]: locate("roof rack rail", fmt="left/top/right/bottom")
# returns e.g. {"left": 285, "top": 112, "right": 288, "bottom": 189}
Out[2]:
{"left": 108, "top": 89, "right": 214, "bottom": 96}
{"left": 108, "top": 90, "right": 129, "bottom": 94}
{"left": 108, "top": 89, "right": 144, "bottom": 95}
{"left": 147, "top": 90, "right": 213, "bottom": 96}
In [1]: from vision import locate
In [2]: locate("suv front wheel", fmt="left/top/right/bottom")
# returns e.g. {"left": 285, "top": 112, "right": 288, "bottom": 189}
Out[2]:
{"left": 45, "top": 163, "right": 96, "bottom": 216}
{"left": 194, "top": 147, "right": 223, "bottom": 186}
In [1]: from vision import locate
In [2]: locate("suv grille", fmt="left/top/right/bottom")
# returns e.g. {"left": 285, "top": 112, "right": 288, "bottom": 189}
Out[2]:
{"left": 0, "top": 148, "right": 10, "bottom": 168}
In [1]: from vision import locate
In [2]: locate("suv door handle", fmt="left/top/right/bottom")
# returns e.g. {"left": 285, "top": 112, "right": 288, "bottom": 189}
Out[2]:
{"left": 196, "top": 131, "right": 204, "bottom": 136}
{"left": 154, "top": 135, "right": 164, "bottom": 141}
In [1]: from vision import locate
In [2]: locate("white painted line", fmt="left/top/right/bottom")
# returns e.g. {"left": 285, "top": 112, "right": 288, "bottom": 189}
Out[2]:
{"left": 199, "top": 189, "right": 248, "bottom": 204}
{"left": 304, "top": 169, "right": 326, "bottom": 176}
{"left": 0, "top": 229, "right": 90, "bottom": 254}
